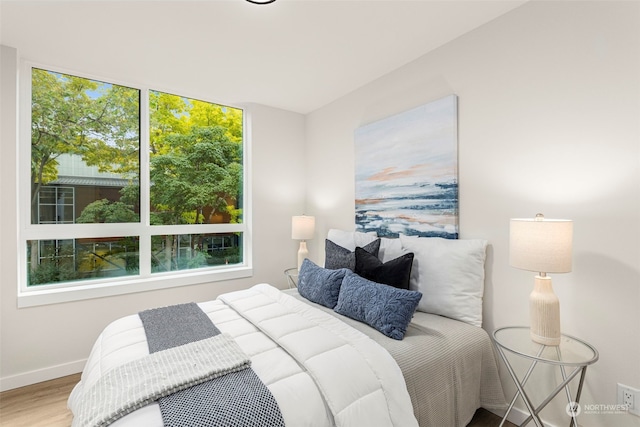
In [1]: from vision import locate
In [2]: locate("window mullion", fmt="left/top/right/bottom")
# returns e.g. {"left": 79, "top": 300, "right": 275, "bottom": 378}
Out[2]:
{"left": 139, "top": 87, "right": 151, "bottom": 276}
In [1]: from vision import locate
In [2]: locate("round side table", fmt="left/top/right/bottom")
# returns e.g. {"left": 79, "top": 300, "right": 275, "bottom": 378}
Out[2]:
{"left": 492, "top": 326, "right": 599, "bottom": 427}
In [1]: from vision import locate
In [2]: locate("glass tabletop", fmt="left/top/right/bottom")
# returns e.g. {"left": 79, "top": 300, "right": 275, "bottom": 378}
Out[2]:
{"left": 493, "top": 326, "right": 599, "bottom": 366}
{"left": 284, "top": 267, "right": 299, "bottom": 288}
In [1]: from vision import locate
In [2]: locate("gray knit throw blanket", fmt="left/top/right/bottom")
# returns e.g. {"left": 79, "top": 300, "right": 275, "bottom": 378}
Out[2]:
{"left": 139, "top": 302, "right": 285, "bottom": 427}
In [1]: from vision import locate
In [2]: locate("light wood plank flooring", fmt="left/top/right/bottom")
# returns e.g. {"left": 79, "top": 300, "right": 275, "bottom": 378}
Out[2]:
{"left": 0, "top": 374, "right": 514, "bottom": 426}
{"left": 0, "top": 374, "right": 79, "bottom": 427}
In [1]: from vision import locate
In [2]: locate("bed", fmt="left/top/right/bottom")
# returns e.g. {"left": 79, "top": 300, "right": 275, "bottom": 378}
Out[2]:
{"left": 68, "top": 232, "right": 506, "bottom": 427}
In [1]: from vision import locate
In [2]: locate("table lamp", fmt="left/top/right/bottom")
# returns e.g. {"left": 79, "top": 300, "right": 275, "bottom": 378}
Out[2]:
{"left": 292, "top": 215, "right": 315, "bottom": 270}
{"left": 510, "top": 213, "right": 573, "bottom": 346}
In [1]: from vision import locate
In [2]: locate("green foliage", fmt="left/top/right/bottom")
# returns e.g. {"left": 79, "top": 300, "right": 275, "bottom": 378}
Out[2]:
{"left": 27, "top": 241, "right": 78, "bottom": 285}
{"left": 190, "top": 99, "right": 243, "bottom": 143}
{"left": 28, "top": 257, "right": 79, "bottom": 285}
{"left": 76, "top": 199, "right": 139, "bottom": 223}
{"left": 185, "top": 250, "right": 210, "bottom": 269}
{"left": 227, "top": 205, "right": 243, "bottom": 224}
{"left": 30, "top": 68, "right": 140, "bottom": 222}
{"left": 79, "top": 86, "right": 140, "bottom": 176}
{"left": 119, "top": 183, "right": 140, "bottom": 207}
{"left": 28, "top": 237, "right": 140, "bottom": 286}
{"left": 207, "top": 247, "right": 241, "bottom": 265}
{"left": 149, "top": 91, "right": 189, "bottom": 154}
{"left": 149, "top": 122, "right": 242, "bottom": 225}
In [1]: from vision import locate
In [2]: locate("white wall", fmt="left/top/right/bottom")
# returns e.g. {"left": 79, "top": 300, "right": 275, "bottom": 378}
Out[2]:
{"left": 305, "top": 2, "right": 640, "bottom": 426}
{"left": 0, "top": 46, "right": 306, "bottom": 390}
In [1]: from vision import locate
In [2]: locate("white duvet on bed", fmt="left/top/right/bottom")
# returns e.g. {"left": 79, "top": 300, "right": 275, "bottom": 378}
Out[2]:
{"left": 69, "top": 283, "right": 418, "bottom": 427}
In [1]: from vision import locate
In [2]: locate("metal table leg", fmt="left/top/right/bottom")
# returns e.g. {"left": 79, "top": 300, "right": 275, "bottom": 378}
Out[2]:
{"left": 499, "top": 345, "right": 546, "bottom": 427}
{"left": 497, "top": 345, "right": 545, "bottom": 427}
{"left": 519, "top": 365, "right": 583, "bottom": 426}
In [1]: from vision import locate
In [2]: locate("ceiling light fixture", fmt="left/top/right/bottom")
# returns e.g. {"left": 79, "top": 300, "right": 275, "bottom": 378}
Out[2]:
{"left": 246, "top": 0, "right": 276, "bottom": 4}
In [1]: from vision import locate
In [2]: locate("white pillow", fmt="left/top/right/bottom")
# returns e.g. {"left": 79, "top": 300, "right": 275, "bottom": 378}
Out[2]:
{"left": 327, "top": 229, "right": 377, "bottom": 251}
{"left": 399, "top": 235, "right": 488, "bottom": 327}
{"left": 379, "top": 237, "right": 406, "bottom": 263}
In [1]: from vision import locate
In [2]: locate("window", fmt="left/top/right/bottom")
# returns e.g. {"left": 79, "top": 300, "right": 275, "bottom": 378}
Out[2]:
{"left": 19, "top": 66, "right": 250, "bottom": 306}
{"left": 38, "top": 186, "right": 75, "bottom": 224}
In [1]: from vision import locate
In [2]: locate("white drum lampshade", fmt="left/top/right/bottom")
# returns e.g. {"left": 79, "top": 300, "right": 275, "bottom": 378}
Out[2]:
{"left": 292, "top": 215, "right": 315, "bottom": 270}
{"left": 510, "top": 214, "right": 573, "bottom": 346}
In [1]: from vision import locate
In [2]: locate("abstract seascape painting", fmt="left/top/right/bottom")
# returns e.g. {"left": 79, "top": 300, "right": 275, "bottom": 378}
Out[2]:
{"left": 355, "top": 95, "right": 458, "bottom": 239}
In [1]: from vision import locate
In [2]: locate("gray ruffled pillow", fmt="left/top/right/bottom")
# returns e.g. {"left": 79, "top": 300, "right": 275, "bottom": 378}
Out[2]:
{"left": 334, "top": 272, "right": 422, "bottom": 340}
{"left": 325, "top": 238, "right": 380, "bottom": 271}
{"left": 298, "top": 259, "right": 350, "bottom": 308}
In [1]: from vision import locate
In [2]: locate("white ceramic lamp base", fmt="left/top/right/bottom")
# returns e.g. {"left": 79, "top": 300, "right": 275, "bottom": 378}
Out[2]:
{"left": 297, "top": 241, "right": 309, "bottom": 271}
{"left": 529, "top": 275, "right": 561, "bottom": 346}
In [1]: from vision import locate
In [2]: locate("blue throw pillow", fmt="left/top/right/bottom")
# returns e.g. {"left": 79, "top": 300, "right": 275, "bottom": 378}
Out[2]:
{"left": 298, "top": 259, "right": 350, "bottom": 309}
{"left": 334, "top": 272, "right": 422, "bottom": 340}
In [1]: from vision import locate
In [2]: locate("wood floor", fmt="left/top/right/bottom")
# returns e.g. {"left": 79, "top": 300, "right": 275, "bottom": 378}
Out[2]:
{"left": 0, "top": 374, "right": 79, "bottom": 427}
{"left": 0, "top": 374, "right": 515, "bottom": 426}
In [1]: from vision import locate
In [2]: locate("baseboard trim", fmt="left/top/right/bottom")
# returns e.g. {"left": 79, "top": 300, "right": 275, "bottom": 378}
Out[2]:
{"left": 487, "top": 406, "right": 559, "bottom": 427}
{"left": 0, "top": 359, "right": 85, "bottom": 392}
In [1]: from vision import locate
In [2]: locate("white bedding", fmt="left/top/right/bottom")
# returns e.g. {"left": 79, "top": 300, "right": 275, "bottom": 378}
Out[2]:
{"left": 69, "top": 284, "right": 418, "bottom": 427}
{"left": 303, "top": 295, "right": 507, "bottom": 426}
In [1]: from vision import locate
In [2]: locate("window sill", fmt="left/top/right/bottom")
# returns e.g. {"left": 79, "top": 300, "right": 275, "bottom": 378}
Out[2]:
{"left": 17, "top": 266, "right": 253, "bottom": 308}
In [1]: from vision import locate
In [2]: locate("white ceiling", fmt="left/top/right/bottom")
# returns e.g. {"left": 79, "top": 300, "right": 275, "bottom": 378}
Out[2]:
{"left": 0, "top": 0, "right": 527, "bottom": 114}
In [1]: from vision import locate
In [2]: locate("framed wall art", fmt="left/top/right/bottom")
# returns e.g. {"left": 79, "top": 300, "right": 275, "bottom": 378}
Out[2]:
{"left": 355, "top": 94, "right": 458, "bottom": 239}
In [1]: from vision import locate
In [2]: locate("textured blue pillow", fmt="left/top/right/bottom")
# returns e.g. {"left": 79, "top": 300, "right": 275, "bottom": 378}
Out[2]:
{"left": 298, "top": 259, "right": 350, "bottom": 308}
{"left": 334, "top": 272, "right": 422, "bottom": 340}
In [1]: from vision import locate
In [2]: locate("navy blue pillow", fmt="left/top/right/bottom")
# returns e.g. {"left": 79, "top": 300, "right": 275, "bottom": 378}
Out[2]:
{"left": 298, "top": 259, "right": 350, "bottom": 308}
{"left": 334, "top": 272, "right": 422, "bottom": 340}
{"left": 355, "top": 247, "right": 414, "bottom": 290}
{"left": 324, "top": 238, "right": 380, "bottom": 271}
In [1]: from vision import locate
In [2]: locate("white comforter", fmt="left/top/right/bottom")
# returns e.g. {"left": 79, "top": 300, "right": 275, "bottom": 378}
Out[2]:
{"left": 69, "top": 284, "right": 418, "bottom": 427}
